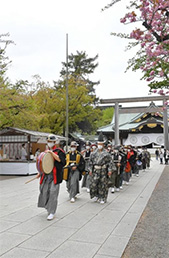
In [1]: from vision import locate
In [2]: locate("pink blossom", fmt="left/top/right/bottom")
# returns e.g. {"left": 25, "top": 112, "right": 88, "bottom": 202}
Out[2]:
{"left": 158, "top": 90, "right": 164, "bottom": 95}
{"left": 146, "top": 77, "right": 154, "bottom": 81}
{"left": 159, "top": 71, "right": 164, "bottom": 77}
{"left": 141, "top": 42, "right": 146, "bottom": 47}
{"left": 150, "top": 70, "right": 155, "bottom": 76}
{"left": 120, "top": 18, "right": 126, "bottom": 23}
{"left": 118, "top": 0, "right": 169, "bottom": 93}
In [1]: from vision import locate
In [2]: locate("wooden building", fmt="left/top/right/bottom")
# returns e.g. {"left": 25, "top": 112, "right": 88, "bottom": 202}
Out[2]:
{"left": 97, "top": 102, "right": 169, "bottom": 148}
{"left": 0, "top": 127, "right": 65, "bottom": 175}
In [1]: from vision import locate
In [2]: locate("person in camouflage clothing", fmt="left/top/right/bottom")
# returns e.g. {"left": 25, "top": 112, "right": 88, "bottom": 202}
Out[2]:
{"left": 88, "top": 133, "right": 114, "bottom": 204}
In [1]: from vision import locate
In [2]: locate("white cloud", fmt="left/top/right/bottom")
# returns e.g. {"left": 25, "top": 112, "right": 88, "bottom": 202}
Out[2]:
{"left": 2, "top": 0, "right": 151, "bottom": 100}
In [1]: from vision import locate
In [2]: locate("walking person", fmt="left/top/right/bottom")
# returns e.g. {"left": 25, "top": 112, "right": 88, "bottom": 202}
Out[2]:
{"left": 64, "top": 141, "right": 85, "bottom": 203}
{"left": 141, "top": 148, "right": 147, "bottom": 171}
{"left": 159, "top": 150, "right": 163, "bottom": 164}
{"left": 81, "top": 141, "right": 92, "bottom": 193}
{"left": 130, "top": 146, "right": 137, "bottom": 175}
{"left": 119, "top": 146, "right": 127, "bottom": 189}
{"left": 145, "top": 148, "right": 151, "bottom": 169}
{"left": 155, "top": 148, "right": 159, "bottom": 160}
{"left": 165, "top": 150, "right": 169, "bottom": 165}
{"left": 106, "top": 142, "right": 113, "bottom": 154}
{"left": 88, "top": 133, "right": 114, "bottom": 204}
{"left": 135, "top": 149, "right": 142, "bottom": 177}
{"left": 91, "top": 143, "right": 97, "bottom": 152}
{"left": 37, "top": 134, "right": 66, "bottom": 220}
{"left": 110, "top": 146, "right": 121, "bottom": 193}
{"left": 123, "top": 147, "right": 134, "bottom": 184}
{"left": 163, "top": 149, "right": 169, "bottom": 165}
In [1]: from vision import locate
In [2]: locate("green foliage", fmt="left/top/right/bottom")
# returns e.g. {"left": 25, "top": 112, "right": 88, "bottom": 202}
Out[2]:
{"left": 0, "top": 82, "right": 40, "bottom": 129}
{"left": 53, "top": 76, "right": 102, "bottom": 134}
{"left": 59, "top": 50, "right": 100, "bottom": 94}
{"left": 96, "top": 107, "right": 114, "bottom": 128}
{"left": 0, "top": 38, "right": 102, "bottom": 135}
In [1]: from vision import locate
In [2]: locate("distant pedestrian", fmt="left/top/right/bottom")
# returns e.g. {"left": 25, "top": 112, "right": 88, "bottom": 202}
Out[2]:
{"left": 145, "top": 148, "right": 151, "bottom": 169}
{"left": 21, "top": 144, "right": 27, "bottom": 160}
{"left": 166, "top": 150, "right": 169, "bottom": 165}
{"left": 164, "top": 149, "right": 169, "bottom": 165}
{"left": 141, "top": 148, "right": 147, "bottom": 171}
{"left": 118, "top": 146, "right": 127, "bottom": 188}
{"left": 134, "top": 148, "right": 142, "bottom": 177}
{"left": 106, "top": 142, "right": 113, "bottom": 154}
{"left": 123, "top": 147, "right": 133, "bottom": 184}
{"left": 155, "top": 148, "right": 159, "bottom": 160}
{"left": 159, "top": 150, "right": 163, "bottom": 164}
{"left": 81, "top": 141, "right": 92, "bottom": 193}
{"left": 110, "top": 146, "right": 121, "bottom": 193}
{"left": 91, "top": 143, "right": 97, "bottom": 152}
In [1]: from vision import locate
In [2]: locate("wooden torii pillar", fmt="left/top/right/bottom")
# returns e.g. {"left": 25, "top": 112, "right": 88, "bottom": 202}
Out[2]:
{"left": 100, "top": 96, "right": 169, "bottom": 149}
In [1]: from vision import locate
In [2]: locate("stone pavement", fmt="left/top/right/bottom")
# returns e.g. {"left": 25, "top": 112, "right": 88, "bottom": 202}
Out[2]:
{"left": 0, "top": 159, "right": 166, "bottom": 258}
{"left": 122, "top": 165, "right": 169, "bottom": 258}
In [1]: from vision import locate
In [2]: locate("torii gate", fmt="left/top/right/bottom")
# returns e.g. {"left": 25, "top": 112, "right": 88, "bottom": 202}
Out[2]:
{"left": 100, "top": 96, "right": 169, "bottom": 149}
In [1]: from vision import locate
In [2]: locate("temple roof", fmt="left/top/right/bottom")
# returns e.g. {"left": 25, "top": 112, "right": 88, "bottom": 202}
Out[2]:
{"left": 98, "top": 102, "right": 169, "bottom": 133}
{"left": 0, "top": 127, "right": 66, "bottom": 143}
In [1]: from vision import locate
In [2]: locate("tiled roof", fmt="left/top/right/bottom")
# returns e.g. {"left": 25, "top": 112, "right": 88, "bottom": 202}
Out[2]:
{"left": 98, "top": 102, "right": 168, "bottom": 133}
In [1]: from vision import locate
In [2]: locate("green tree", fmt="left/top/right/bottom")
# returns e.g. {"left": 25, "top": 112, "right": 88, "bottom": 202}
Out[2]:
{"left": 0, "top": 34, "right": 29, "bottom": 129}
{"left": 54, "top": 51, "right": 102, "bottom": 134}
{"left": 96, "top": 107, "right": 114, "bottom": 128}
{"left": 0, "top": 81, "right": 39, "bottom": 129}
{"left": 0, "top": 39, "right": 102, "bottom": 135}
{"left": 59, "top": 50, "right": 100, "bottom": 94}
{"left": 53, "top": 76, "right": 101, "bottom": 134}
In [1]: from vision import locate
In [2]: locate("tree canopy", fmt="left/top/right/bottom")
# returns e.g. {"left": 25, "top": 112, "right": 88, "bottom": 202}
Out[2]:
{"left": 0, "top": 39, "right": 104, "bottom": 135}
{"left": 59, "top": 50, "right": 100, "bottom": 94}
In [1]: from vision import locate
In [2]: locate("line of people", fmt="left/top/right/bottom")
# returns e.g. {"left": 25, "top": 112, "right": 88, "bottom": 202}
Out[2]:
{"left": 36, "top": 133, "right": 152, "bottom": 220}
{"left": 81, "top": 138, "right": 151, "bottom": 196}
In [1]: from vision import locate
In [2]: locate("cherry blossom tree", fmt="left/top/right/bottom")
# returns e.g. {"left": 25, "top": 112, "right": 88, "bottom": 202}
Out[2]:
{"left": 104, "top": 0, "right": 169, "bottom": 97}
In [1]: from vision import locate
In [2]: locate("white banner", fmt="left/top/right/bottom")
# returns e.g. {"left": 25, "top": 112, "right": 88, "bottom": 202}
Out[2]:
{"left": 124, "top": 133, "right": 166, "bottom": 146}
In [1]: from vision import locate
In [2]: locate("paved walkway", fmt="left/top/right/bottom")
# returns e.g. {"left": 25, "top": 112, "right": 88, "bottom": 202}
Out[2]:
{"left": 0, "top": 159, "right": 167, "bottom": 258}
{"left": 122, "top": 166, "right": 169, "bottom": 258}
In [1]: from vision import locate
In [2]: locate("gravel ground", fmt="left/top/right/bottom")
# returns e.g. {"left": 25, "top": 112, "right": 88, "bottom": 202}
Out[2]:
{"left": 122, "top": 166, "right": 169, "bottom": 258}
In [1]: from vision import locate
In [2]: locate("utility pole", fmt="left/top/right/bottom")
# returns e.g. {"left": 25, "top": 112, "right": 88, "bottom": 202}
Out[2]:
{"left": 65, "top": 33, "right": 69, "bottom": 151}
{"left": 114, "top": 102, "right": 119, "bottom": 145}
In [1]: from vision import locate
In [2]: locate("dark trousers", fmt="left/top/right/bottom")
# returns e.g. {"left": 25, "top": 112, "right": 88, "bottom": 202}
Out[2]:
{"left": 125, "top": 172, "right": 130, "bottom": 182}
{"left": 119, "top": 166, "right": 124, "bottom": 187}
{"left": 115, "top": 173, "right": 120, "bottom": 188}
